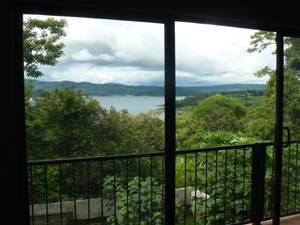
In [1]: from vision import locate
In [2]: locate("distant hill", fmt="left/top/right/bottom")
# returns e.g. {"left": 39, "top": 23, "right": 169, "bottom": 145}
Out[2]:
{"left": 180, "top": 83, "right": 266, "bottom": 94}
{"left": 25, "top": 79, "right": 266, "bottom": 96}
{"left": 134, "top": 87, "right": 198, "bottom": 96}
{"left": 25, "top": 79, "right": 158, "bottom": 96}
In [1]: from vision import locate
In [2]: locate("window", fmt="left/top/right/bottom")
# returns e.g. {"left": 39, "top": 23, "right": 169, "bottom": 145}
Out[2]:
{"left": 14, "top": 3, "right": 300, "bottom": 225}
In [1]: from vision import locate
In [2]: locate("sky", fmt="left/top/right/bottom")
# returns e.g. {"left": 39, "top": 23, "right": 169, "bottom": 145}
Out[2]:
{"left": 24, "top": 15, "right": 276, "bottom": 86}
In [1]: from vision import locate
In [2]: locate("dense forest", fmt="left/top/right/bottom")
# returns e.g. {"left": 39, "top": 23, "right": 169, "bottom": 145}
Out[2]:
{"left": 176, "top": 90, "right": 265, "bottom": 108}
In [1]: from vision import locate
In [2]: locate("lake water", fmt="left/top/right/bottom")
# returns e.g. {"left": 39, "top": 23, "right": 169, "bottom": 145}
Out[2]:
{"left": 93, "top": 95, "right": 185, "bottom": 119}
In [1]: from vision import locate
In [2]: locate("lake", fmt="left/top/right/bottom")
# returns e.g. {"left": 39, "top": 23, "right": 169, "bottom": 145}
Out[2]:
{"left": 93, "top": 95, "right": 185, "bottom": 119}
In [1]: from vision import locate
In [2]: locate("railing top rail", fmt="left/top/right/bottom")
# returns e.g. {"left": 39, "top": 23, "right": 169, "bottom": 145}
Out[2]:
{"left": 258, "top": 140, "right": 300, "bottom": 145}
{"left": 176, "top": 143, "right": 255, "bottom": 154}
{"left": 175, "top": 140, "right": 300, "bottom": 155}
{"left": 27, "top": 151, "right": 164, "bottom": 166}
{"left": 288, "top": 139, "right": 300, "bottom": 144}
{"left": 27, "top": 140, "right": 300, "bottom": 166}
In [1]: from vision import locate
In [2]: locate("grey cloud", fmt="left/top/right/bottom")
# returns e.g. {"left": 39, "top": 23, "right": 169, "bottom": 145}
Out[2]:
{"left": 58, "top": 39, "right": 164, "bottom": 71}
{"left": 31, "top": 16, "right": 275, "bottom": 87}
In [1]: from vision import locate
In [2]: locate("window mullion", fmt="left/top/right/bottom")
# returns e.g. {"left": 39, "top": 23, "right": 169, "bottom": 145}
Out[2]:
{"left": 164, "top": 18, "right": 176, "bottom": 224}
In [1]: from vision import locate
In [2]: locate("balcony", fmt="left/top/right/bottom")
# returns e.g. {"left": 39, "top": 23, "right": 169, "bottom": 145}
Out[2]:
{"left": 27, "top": 140, "right": 300, "bottom": 225}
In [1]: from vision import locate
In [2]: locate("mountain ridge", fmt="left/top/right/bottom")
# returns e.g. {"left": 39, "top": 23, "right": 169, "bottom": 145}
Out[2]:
{"left": 25, "top": 79, "right": 266, "bottom": 96}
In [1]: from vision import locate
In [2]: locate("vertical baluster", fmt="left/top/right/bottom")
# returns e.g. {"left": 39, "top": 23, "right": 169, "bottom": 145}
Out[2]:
{"left": 114, "top": 160, "right": 116, "bottom": 224}
{"left": 271, "top": 146, "right": 275, "bottom": 216}
{"left": 242, "top": 148, "right": 246, "bottom": 221}
{"left": 101, "top": 161, "right": 104, "bottom": 225}
{"left": 45, "top": 165, "right": 49, "bottom": 225}
{"left": 60, "top": 164, "right": 62, "bottom": 225}
{"left": 127, "top": 158, "right": 129, "bottom": 224}
{"left": 215, "top": 150, "right": 218, "bottom": 224}
{"left": 194, "top": 152, "right": 197, "bottom": 225}
{"left": 233, "top": 148, "right": 237, "bottom": 223}
{"left": 151, "top": 156, "right": 153, "bottom": 224}
{"left": 295, "top": 143, "right": 298, "bottom": 211}
{"left": 162, "top": 156, "right": 164, "bottom": 224}
{"left": 224, "top": 149, "right": 227, "bottom": 224}
{"left": 205, "top": 151, "right": 208, "bottom": 225}
{"left": 184, "top": 153, "right": 187, "bottom": 225}
{"left": 30, "top": 166, "right": 34, "bottom": 225}
{"left": 139, "top": 157, "right": 141, "bottom": 225}
{"left": 87, "top": 162, "right": 90, "bottom": 224}
{"left": 287, "top": 144, "right": 291, "bottom": 213}
{"left": 73, "top": 163, "right": 77, "bottom": 225}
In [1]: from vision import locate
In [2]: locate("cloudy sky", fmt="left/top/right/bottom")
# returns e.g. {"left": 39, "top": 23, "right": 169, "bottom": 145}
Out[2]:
{"left": 24, "top": 15, "right": 276, "bottom": 86}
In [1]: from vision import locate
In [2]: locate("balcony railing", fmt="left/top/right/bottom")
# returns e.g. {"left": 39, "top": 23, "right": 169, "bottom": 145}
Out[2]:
{"left": 27, "top": 140, "right": 300, "bottom": 225}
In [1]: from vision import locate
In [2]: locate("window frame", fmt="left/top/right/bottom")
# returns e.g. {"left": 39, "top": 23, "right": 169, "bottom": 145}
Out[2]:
{"left": 13, "top": 3, "right": 300, "bottom": 224}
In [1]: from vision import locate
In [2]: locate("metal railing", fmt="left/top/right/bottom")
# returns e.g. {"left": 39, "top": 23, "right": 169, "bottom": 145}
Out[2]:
{"left": 27, "top": 140, "right": 300, "bottom": 225}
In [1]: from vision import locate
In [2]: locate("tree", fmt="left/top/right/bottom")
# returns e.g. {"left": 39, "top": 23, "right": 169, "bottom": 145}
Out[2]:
{"left": 23, "top": 17, "right": 68, "bottom": 78}
{"left": 26, "top": 84, "right": 106, "bottom": 159}
{"left": 246, "top": 31, "right": 300, "bottom": 140}
{"left": 192, "top": 95, "right": 247, "bottom": 133}
{"left": 240, "top": 102, "right": 275, "bottom": 141}
{"left": 247, "top": 31, "right": 276, "bottom": 54}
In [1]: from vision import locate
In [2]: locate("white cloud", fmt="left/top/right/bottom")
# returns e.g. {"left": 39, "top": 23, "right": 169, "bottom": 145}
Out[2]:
{"left": 72, "top": 49, "right": 114, "bottom": 62}
{"left": 174, "top": 22, "right": 275, "bottom": 86}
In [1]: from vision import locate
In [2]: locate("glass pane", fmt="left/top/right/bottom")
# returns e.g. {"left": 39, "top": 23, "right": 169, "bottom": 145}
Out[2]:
{"left": 24, "top": 14, "right": 165, "bottom": 225}
{"left": 175, "top": 23, "right": 276, "bottom": 150}
{"left": 175, "top": 22, "right": 276, "bottom": 224}
{"left": 281, "top": 36, "right": 300, "bottom": 215}
{"left": 24, "top": 15, "right": 165, "bottom": 160}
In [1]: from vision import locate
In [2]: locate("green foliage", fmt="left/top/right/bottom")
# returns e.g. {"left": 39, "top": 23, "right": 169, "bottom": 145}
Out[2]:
{"left": 280, "top": 144, "right": 300, "bottom": 214}
{"left": 26, "top": 82, "right": 165, "bottom": 161}
{"left": 103, "top": 176, "right": 184, "bottom": 225}
{"left": 176, "top": 94, "right": 212, "bottom": 108}
{"left": 284, "top": 38, "right": 300, "bottom": 70}
{"left": 246, "top": 31, "right": 300, "bottom": 140}
{"left": 177, "top": 133, "right": 263, "bottom": 224}
{"left": 176, "top": 90, "right": 265, "bottom": 109}
{"left": 240, "top": 102, "right": 275, "bottom": 141}
{"left": 176, "top": 111, "right": 202, "bottom": 149}
{"left": 23, "top": 17, "right": 68, "bottom": 77}
{"left": 247, "top": 31, "right": 276, "bottom": 54}
{"left": 253, "top": 66, "right": 274, "bottom": 78}
{"left": 192, "top": 95, "right": 247, "bottom": 133}
{"left": 181, "top": 130, "right": 261, "bottom": 149}
{"left": 191, "top": 148, "right": 253, "bottom": 225}
{"left": 176, "top": 131, "right": 261, "bottom": 190}
{"left": 27, "top": 83, "right": 105, "bottom": 159}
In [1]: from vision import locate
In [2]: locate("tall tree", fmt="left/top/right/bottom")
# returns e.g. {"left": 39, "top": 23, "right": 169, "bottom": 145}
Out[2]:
{"left": 192, "top": 95, "right": 247, "bottom": 132}
{"left": 23, "top": 17, "right": 68, "bottom": 78}
{"left": 246, "top": 31, "right": 300, "bottom": 139}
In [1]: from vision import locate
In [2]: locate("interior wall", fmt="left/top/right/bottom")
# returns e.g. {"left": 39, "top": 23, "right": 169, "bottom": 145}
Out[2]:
{"left": 1, "top": 0, "right": 300, "bottom": 224}
{"left": 1, "top": 1, "right": 20, "bottom": 224}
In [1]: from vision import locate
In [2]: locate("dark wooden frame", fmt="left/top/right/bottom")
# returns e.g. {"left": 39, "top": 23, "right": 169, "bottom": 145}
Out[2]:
{"left": 13, "top": 2, "right": 300, "bottom": 224}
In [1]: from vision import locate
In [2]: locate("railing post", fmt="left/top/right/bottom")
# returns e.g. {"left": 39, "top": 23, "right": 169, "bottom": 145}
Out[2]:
{"left": 251, "top": 143, "right": 267, "bottom": 225}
